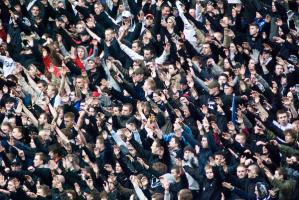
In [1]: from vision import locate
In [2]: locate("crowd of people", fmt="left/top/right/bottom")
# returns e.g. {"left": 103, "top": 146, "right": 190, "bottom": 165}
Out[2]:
{"left": 0, "top": 0, "right": 299, "bottom": 199}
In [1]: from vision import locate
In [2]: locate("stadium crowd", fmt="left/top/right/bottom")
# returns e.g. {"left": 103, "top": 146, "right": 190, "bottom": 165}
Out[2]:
{"left": 0, "top": 0, "right": 299, "bottom": 199}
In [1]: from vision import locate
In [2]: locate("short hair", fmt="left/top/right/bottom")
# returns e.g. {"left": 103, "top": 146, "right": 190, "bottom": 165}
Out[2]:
{"left": 276, "top": 167, "right": 288, "bottom": 180}
{"left": 178, "top": 189, "right": 193, "bottom": 200}
{"left": 152, "top": 193, "right": 164, "bottom": 200}
{"left": 37, "top": 80, "right": 47, "bottom": 88}
{"left": 152, "top": 162, "right": 167, "bottom": 174}
{"left": 36, "top": 152, "right": 47, "bottom": 164}
{"left": 284, "top": 129, "right": 297, "bottom": 139}
{"left": 64, "top": 112, "right": 75, "bottom": 120}
{"left": 123, "top": 103, "right": 133, "bottom": 113}
{"left": 277, "top": 109, "right": 288, "bottom": 116}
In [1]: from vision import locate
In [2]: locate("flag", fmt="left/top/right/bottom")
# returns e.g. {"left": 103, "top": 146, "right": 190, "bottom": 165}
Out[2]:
{"left": 231, "top": 93, "right": 237, "bottom": 125}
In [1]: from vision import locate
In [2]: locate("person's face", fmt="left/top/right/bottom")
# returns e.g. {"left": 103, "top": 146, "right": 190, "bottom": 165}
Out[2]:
{"left": 167, "top": 19, "right": 175, "bottom": 28}
{"left": 96, "top": 139, "right": 104, "bottom": 150}
{"left": 169, "top": 138, "right": 178, "bottom": 149}
{"left": 168, "top": 65, "right": 176, "bottom": 75}
{"left": 229, "top": 43, "right": 236, "bottom": 52}
{"left": 5, "top": 102, "right": 14, "bottom": 111}
{"left": 132, "top": 42, "right": 141, "bottom": 53}
{"left": 76, "top": 24, "right": 85, "bottom": 33}
{"left": 249, "top": 25, "right": 258, "bottom": 36}
{"left": 173, "top": 124, "right": 183, "bottom": 138}
{"left": 275, "top": 65, "right": 284, "bottom": 75}
{"left": 237, "top": 166, "right": 247, "bottom": 179}
{"left": 162, "top": 7, "right": 171, "bottom": 16}
{"left": 285, "top": 133, "right": 294, "bottom": 144}
{"left": 218, "top": 75, "right": 227, "bottom": 85}
{"left": 37, "top": 83, "right": 46, "bottom": 92}
{"left": 145, "top": 16, "right": 154, "bottom": 26}
{"left": 152, "top": 93, "right": 161, "bottom": 103}
{"left": 7, "top": 181, "right": 16, "bottom": 192}
{"left": 77, "top": 48, "right": 85, "bottom": 59}
{"left": 143, "top": 50, "right": 152, "bottom": 61}
{"left": 224, "top": 86, "right": 233, "bottom": 95}
{"left": 88, "top": 60, "right": 96, "bottom": 71}
{"left": 277, "top": 113, "right": 288, "bottom": 126}
{"left": 189, "top": 9, "right": 196, "bottom": 18}
{"left": 128, "top": 146, "right": 136, "bottom": 156}
{"left": 88, "top": 107, "right": 96, "bottom": 116}
{"left": 47, "top": 86, "right": 55, "bottom": 97}
{"left": 202, "top": 44, "right": 211, "bottom": 55}
{"left": 121, "top": 105, "right": 131, "bottom": 116}
{"left": 151, "top": 141, "right": 160, "bottom": 154}
{"left": 64, "top": 117, "right": 73, "bottom": 128}
{"left": 38, "top": 114, "right": 47, "bottom": 126}
{"left": 12, "top": 128, "right": 22, "bottom": 140}
{"left": 94, "top": 4, "right": 103, "bottom": 15}
{"left": 182, "top": 108, "right": 190, "bottom": 117}
{"left": 205, "top": 168, "right": 214, "bottom": 179}
{"left": 171, "top": 169, "right": 180, "bottom": 180}
{"left": 34, "top": 155, "right": 43, "bottom": 167}
{"left": 247, "top": 166, "right": 256, "bottom": 178}
{"left": 28, "top": 66, "right": 37, "bottom": 77}
{"left": 76, "top": 78, "right": 84, "bottom": 88}
{"left": 215, "top": 155, "right": 224, "bottom": 166}
{"left": 274, "top": 170, "right": 283, "bottom": 180}
{"left": 115, "top": 163, "right": 123, "bottom": 173}
{"left": 31, "top": 6, "right": 40, "bottom": 17}
{"left": 201, "top": 137, "right": 208, "bottom": 148}
{"left": 235, "top": 135, "right": 245, "bottom": 145}
{"left": 1, "top": 125, "right": 11, "bottom": 135}
{"left": 105, "top": 30, "right": 114, "bottom": 42}
{"left": 69, "top": 92, "right": 76, "bottom": 101}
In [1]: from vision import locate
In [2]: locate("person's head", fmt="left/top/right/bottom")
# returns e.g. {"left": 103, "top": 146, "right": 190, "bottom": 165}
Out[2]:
{"left": 31, "top": 5, "right": 40, "bottom": 17}
{"left": 173, "top": 122, "right": 183, "bottom": 138}
{"left": 132, "top": 40, "right": 142, "bottom": 53}
{"left": 145, "top": 14, "right": 154, "bottom": 27}
{"left": 94, "top": 2, "right": 104, "bottom": 15}
{"left": 284, "top": 129, "right": 297, "bottom": 144}
{"left": 202, "top": 43, "right": 211, "bottom": 56}
{"left": 121, "top": 103, "right": 133, "bottom": 116}
{"left": 236, "top": 164, "right": 247, "bottom": 179}
{"left": 1, "top": 122, "right": 12, "bottom": 135}
{"left": 218, "top": 73, "right": 228, "bottom": 86}
{"left": 274, "top": 168, "right": 288, "bottom": 181}
{"left": 75, "top": 76, "right": 85, "bottom": 89}
{"left": 77, "top": 46, "right": 87, "bottom": 59}
{"left": 115, "top": 162, "right": 123, "bottom": 174}
{"left": 143, "top": 48, "right": 153, "bottom": 61}
{"left": 64, "top": 112, "right": 75, "bottom": 129}
{"left": 47, "top": 84, "right": 58, "bottom": 98}
{"left": 152, "top": 162, "right": 168, "bottom": 174}
{"left": 75, "top": 22, "right": 85, "bottom": 34}
{"left": 167, "top": 63, "right": 178, "bottom": 75}
{"left": 247, "top": 164, "right": 259, "bottom": 178}
{"left": 171, "top": 165, "right": 184, "bottom": 181}
{"left": 205, "top": 164, "right": 214, "bottom": 179}
{"left": 105, "top": 28, "right": 115, "bottom": 42}
{"left": 276, "top": 110, "right": 289, "bottom": 126}
{"left": 96, "top": 136, "right": 105, "bottom": 151}
{"left": 37, "top": 185, "right": 50, "bottom": 197}
{"left": 235, "top": 134, "right": 246, "bottom": 146}
{"left": 7, "top": 178, "right": 19, "bottom": 192}
{"left": 169, "top": 136, "right": 180, "bottom": 149}
{"left": 151, "top": 193, "right": 164, "bottom": 200}
{"left": 275, "top": 64, "right": 284, "bottom": 75}
{"left": 292, "top": 120, "right": 299, "bottom": 132}
{"left": 214, "top": 152, "right": 225, "bottom": 166}
{"left": 12, "top": 127, "right": 23, "bottom": 140}
{"left": 28, "top": 64, "right": 38, "bottom": 77}
{"left": 167, "top": 16, "right": 176, "bottom": 29}
{"left": 87, "top": 59, "right": 97, "bottom": 71}
{"left": 38, "top": 113, "right": 49, "bottom": 126}
{"left": 249, "top": 24, "right": 259, "bottom": 37}
{"left": 37, "top": 80, "right": 48, "bottom": 93}
{"left": 127, "top": 143, "right": 137, "bottom": 157}
{"left": 34, "top": 153, "right": 46, "bottom": 167}
{"left": 178, "top": 189, "right": 193, "bottom": 200}
{"left": 151, "top": 139, "right": 164, "bottom": 156}
{"left": 161, "top": 5, "right": 171, "bottom": 17}
{"left": 143, "top": 78, "right": 156, "bottom": 94}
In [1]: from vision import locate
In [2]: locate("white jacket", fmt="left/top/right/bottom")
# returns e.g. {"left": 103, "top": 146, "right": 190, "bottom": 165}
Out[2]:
{"left": 0, "top": 55, "right": 16, "bottom": 77}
